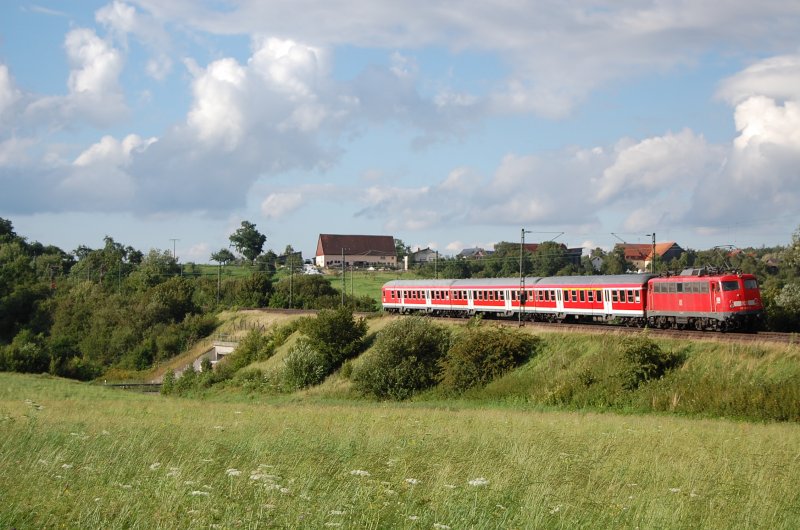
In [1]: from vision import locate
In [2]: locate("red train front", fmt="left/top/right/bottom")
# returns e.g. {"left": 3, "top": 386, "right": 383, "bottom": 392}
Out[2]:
{"left": 646, "top": 269, "right": 763, "bottom": 331}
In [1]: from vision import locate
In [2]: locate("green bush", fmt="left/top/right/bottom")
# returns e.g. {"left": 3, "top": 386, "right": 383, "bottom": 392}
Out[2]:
{"left": 548, "top": 336, "right": 684, "bottom": 407}
{"left": 301, "top": 307, "right": 367, "bottom": 367}
{"left": 620, "top": 336, "right": 683, "bottom": 390}
{"left": 351, "top": 317, "right": 450, "bottom": 400}
{"left": 439, "top": 325, "right": 540, "bottom": 393}
{"left": 161, "top": 370, "right": 176, "bottom": 395}
{"left": 282, "top": 338, "right": 331, "bottom": 390}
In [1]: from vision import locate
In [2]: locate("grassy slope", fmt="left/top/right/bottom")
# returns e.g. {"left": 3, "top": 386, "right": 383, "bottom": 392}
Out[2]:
{"left": 2, "top": 372, "right": 799, "bottom": 529}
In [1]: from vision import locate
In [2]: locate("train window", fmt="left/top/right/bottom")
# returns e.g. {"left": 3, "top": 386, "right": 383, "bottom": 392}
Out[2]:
{"left": 627, "top": 290, "right": 634, "bottom": 302}
{"left": 588, "top": 291, "right": 594, "bottom": 303}
{"left": 597, "top": 290, "right": 603, "bottom": 302}
{"left": 580, "top": 290, "right": 585, "bottom": 302}
{"left": 500, "top": 291, "right": 505, "bottom": 301}
{"left": 676, "top": 283, "right": 683, "bottom": 293}
{"left": 701, "top": 283, "right": 709, "bottom": 293}
{"left": 635, "top": 291, "right": 641, "bottom": 303}
{"left": 745, "top": 279, "right": 758, "bottom": 290}
{"left": 620, "top": 291, "right": 627, "bottom": 303}
{"left": 571, "top": 290, "right": 577, "bottom": 302}
{"left": 721, "top": 280, "right": 739, "bottom": 291}
{"left": 562, "top": 290, "right": 568, "bottom": 302}
{"left": 668, "top": 283, "right": 677, "bottom": 294}
{"left": 612, "top": 290, "right": 619, "bottom": 302}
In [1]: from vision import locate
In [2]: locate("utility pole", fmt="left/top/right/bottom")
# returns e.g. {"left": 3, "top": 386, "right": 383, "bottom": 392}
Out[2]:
{"left": 519, "top": 228, "right": 532, "bottom": 326}
{"left": 341, "top": 248, "right": 348, "bottom": 306}
{"left": 646, "top": 233, "right": 656, "bottom": 273}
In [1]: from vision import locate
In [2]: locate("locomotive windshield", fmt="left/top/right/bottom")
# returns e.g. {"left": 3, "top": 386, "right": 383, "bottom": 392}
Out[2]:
{"left": 744, "top": 279, "right": 758, "bottom": 290}
{"left": 721, "top": 280, "right": 740, "bottom": 291}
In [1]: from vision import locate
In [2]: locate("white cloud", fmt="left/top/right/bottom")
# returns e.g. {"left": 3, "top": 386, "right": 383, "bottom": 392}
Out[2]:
{"left": 717, "top": 54, "right": 800, "bottom": 105}
{"left": 595, "top": 129, "right": 722, "bottom": 203}
{"left": 187, "top": 58, "right": 247, "bottom": 149}
{"left": 96, "top": 1, "right": 173, "bottom": 79}
{"left": 0, "top": 65, "right": 21, "bottom": 118}
{"left": 261, "top": 192, "right": 304, "bottom": 219}
{"left": 129, "top": 1, "right": 800, "bottom": 118}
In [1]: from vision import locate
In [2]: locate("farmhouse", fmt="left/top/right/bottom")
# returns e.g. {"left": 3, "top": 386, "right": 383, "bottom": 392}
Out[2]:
{"left": 410, "top": 247, "right": 438, "bottom": 264}
{"left": 315, "top": 234, "right": 398, "bottom": 269}
{"left": 617, "top": 241, "right": 684, "bottom": 272}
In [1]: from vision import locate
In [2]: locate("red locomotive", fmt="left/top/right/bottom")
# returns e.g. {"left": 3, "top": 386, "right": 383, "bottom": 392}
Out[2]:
{"left": 382, "top": 269, "right": 763, "bottom": 332}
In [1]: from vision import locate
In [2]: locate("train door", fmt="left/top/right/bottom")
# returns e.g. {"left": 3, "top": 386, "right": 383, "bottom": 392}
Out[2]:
{"left": 555, "top": 288, "right": 564, "bottom": 313}
{"left": 710, "top": 282, "right": 719, "bottom": 313}
{"left": 603, "top": 288, "right": 613, "bottom": 316}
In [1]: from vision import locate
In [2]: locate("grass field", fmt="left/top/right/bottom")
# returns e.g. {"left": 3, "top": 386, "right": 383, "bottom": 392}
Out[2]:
{"left": 2, "top": 372, "right": 799, "bottom": 529}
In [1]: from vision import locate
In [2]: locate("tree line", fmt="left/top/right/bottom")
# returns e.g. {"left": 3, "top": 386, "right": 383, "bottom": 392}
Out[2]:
{"left": 0, "top": 218, "right": 372, "bottom": 380}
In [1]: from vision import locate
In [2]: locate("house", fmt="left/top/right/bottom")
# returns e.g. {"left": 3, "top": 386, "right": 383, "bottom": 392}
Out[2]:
{"left": 522, "top": 242, "right": 583, "bottom": 266}
{"left": 315, "top": 234, "right": 397, "bottom": 269}
{"left": 616, "top": 242, "right": 684, "bottom": 272}
{"left": 410, "top": 247, "right": 438, "bottom": 264}
{"left": 457, "top": 247, "right": 492, "bottom": 259}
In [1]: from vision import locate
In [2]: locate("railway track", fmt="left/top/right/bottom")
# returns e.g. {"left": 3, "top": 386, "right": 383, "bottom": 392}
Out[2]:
{"left": 251, "top": 308, "right": 798, "bottom": 345}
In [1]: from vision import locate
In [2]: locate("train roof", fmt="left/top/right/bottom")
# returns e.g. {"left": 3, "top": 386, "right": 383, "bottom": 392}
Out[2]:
{"left": 536, "top": 274, "right": 655, "bottom": 286}
{"left": 383, "top": 277, "right": 542, "bottom": 288}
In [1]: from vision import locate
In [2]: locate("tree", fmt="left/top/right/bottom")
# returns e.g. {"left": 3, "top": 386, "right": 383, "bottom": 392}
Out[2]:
{"left": 394, "top": 239, "right": 410, "bottom": 261}
{"left": 229, "top": 221, "right": 266, "bottom": 263}
{"left": 211, "top": 248, "right": 236, "bottom": 266}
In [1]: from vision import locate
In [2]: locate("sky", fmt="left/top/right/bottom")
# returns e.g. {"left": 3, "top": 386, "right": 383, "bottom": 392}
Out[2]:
{"left": 1, "top": 1, "right": 800, "bottom": 262}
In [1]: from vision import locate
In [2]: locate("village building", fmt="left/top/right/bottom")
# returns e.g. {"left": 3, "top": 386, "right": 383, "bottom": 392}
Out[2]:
{"left": 617, "top": 242, "right": 684, "bottom": 272}
{"left": 315, "top": 234, "right": 397, "bottom": 269}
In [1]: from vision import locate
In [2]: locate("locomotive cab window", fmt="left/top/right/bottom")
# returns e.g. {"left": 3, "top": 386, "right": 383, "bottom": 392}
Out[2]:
{"left": 744, "top": 279, "right": 758, "bottom": 290}
{"left": 721, "top": 280, "right": 740, "bottom": 291}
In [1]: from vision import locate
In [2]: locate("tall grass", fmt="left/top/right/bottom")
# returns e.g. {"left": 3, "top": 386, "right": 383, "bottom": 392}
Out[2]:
{"left": 2, "top": 373, "right": 799, "bottom": 528}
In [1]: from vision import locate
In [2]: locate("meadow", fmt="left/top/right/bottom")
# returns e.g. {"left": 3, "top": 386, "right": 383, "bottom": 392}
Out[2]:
{"left": 2, "top": 372, "right": 799, "bottom": 529}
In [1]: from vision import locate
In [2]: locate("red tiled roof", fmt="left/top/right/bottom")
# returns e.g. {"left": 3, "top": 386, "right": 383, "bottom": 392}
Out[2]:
{"left": 316, "top": 234, "right": 396, "bottom": 257}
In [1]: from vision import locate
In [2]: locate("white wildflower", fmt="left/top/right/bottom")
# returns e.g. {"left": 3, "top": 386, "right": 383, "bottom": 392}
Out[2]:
{"left": 443, "top": 484, "right": 457, "bottom": 489}
{"left": 349, "top": 469, "right": 370, "bottom": 477}
{"left": 225, "top": 468, "right": 242, "bottom": 477}
{"left": 280, "top": 487, "right": 291, "bottom": 494}
{"left": 433, "top": 524, "right": 451, "bottom": 529}
{"left": 94, "top": 498, "right": 101, "bottom": 502}
{"left": 329, "top": 510, "right": 346, "bottom": 516}
{"left": 213, "top": 425, "right": 224, "bottom": 430}
{"left": 167, "top": 468, "right": 180, "bottom": 477}
{"left": 549, "top": 504, "right": 562, "bottom": 514}
{"left": 101, "top": 430, "right": 110, "bottom": 436}
{"left": 149, "top": 463, "right": 162, "bottom": 471}
{"left": 690, "top": 491, "right": 699, "bottom": 498}
{"left": 189, "top": 490, "right": 209, "bottom": 496}
{"left": 37, "top": 459, "right": 48, "bottom": 465}
{"left": 404, "top": 478, "right": 419, "bottom": 485}
{"left": 669, "top": 488, "right": 681, "bottom": 493}
{"left": 408, "top": 515, "right": 419, "bottom": 521}
{"left": 61, "top": 464, "right": 73, "bottom": 469}
{"left": 234, "top": 411, "right": 242, "bottom": 414}
{"left": 120, "top": 484, "right": 132, "bottom": 489}
{"left": 468, "top": 477, "right": 489, "bottom": 487}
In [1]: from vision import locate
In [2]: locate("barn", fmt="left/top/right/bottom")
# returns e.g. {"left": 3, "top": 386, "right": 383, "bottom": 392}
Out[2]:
{"left": 315, "top": 234, "right": 397, "bottom": 269}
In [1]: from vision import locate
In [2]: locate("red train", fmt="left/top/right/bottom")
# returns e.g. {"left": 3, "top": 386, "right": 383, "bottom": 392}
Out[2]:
{"left": 382, "top": 269, "right": 764, "bottom": 331}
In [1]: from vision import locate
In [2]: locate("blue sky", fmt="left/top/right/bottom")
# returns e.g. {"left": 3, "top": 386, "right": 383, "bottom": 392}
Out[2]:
{"left": 1, "top": 1, "right": 799, "bottom": 262}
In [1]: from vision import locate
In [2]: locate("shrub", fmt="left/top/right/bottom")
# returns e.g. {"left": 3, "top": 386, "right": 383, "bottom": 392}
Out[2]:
{"left": 301, "top": 307, "right": 367, "bottom": 367}
{"left": 548, "top": 335, "right": 684, "bottom": 407}
{"left": 282, "top": 338, "right": 331, "bottom": 390}
{"left": 161, "top": 370, "right": 176, "bottom": 395}
{"left": 439, "top": 326, "right": 540, "bottom": 393}
{"left": 619, "top": 336, "right": 683, "bottom": 390}
{"left": 351, "top": 317, "right": 450, "bottom": 400}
